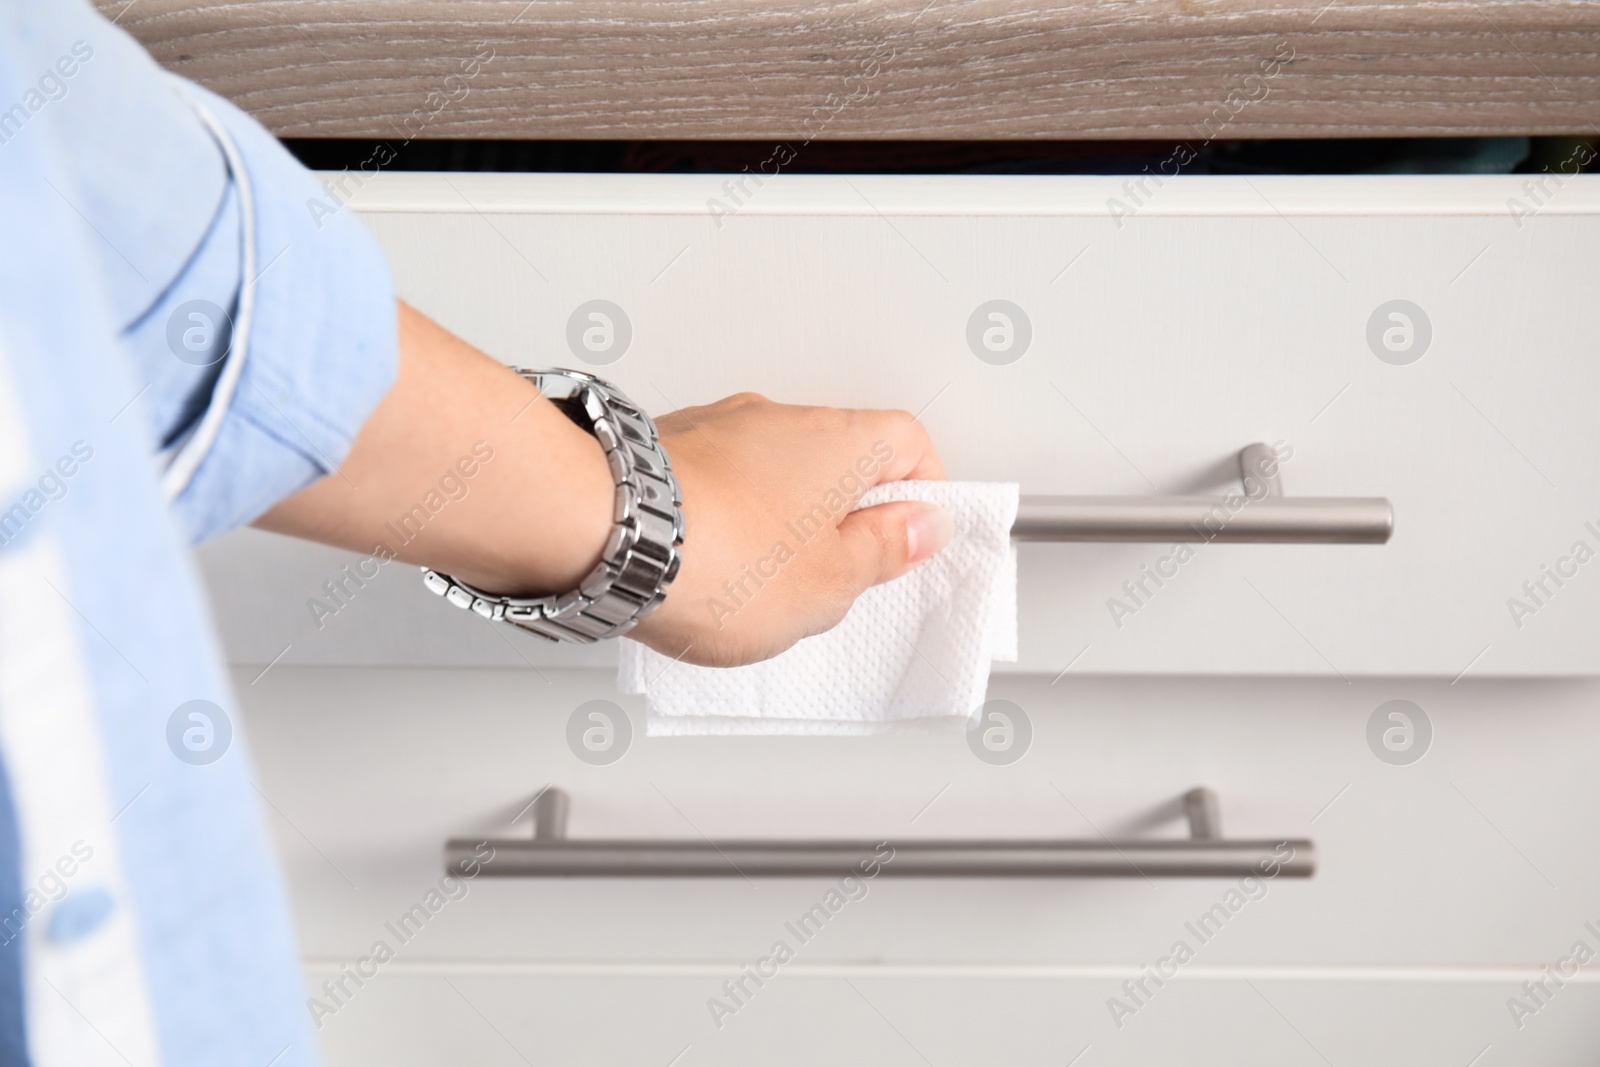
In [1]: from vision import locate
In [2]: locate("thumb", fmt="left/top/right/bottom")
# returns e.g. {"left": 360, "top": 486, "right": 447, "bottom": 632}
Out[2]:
{"left": 834, "top": 501, "right": 955, "bottom": 590}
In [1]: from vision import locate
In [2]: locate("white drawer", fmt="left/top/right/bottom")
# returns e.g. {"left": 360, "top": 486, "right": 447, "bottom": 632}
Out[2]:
{"left": 199, "top": 173, "right": 1600, "bottom": 676}
{"left": 240, "top": 666, "right": 1600, "bottom": 1065}
{"left": 210, "top": 171, "right": 1600, "bottom": 1066}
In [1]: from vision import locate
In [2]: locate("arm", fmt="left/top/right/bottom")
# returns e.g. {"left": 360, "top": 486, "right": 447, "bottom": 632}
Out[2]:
{"left": 256, "top": 302, "right": 953, "bottom": 667}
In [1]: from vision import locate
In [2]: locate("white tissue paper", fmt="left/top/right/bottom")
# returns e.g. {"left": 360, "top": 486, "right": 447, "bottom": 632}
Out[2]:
{"left": 618, "top": 481, "right": 1020, "bottom": 736}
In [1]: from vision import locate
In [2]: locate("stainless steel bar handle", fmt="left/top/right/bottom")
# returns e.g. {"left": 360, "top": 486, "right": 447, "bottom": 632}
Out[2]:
{"left": 1011, "top": 443, "right": 1392, "bottom": 545}
{"left": 446, "top": 839, "right": 1312, "bottom": 879}
{"left": 446, "top": 787, "right": 1315, "bottom": 880}
{"left": 1012, "top": 495, "right": 1392, "bottom": 544}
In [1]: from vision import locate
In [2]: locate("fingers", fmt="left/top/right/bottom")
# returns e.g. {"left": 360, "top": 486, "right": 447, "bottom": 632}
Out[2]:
{"left": 854, "top": 409, "right": 946, "bottom": 483}
{"left": 635, "top": 391, "right": 957, "bottom": 666}
{"left": 833, "top": 500, "right": 954, "bottom": 592}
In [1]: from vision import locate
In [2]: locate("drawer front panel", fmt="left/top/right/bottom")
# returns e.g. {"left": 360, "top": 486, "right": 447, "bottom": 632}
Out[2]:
{"left": 241, "top": 667, "right": 1600, "bottom": 1064}
{"left": 199, "top": 174, "right": 1600, "bottom": 676}
{"left": 248, "top": 670, "right": 1600, "bottom": 967}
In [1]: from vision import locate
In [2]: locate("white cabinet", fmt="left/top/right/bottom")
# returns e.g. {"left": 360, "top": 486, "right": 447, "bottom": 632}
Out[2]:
{"left": 200, "top": 172, "right": 1600, "bottom": 1065}
{"left": 200, "top": 172, "right": 1600, "bottom": 677}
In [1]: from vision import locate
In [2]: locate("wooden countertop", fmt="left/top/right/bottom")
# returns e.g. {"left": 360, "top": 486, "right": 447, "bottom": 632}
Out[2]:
{"left": 100, "top": 0, "right": 1600, "bottom": 140}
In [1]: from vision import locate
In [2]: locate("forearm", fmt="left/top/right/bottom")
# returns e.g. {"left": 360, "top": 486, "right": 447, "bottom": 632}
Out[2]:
{"left": 259, "top": 302, "right": 952, "bottom": 667}
{"left": 254, "top": 302, "right": 613, "bottom": 595}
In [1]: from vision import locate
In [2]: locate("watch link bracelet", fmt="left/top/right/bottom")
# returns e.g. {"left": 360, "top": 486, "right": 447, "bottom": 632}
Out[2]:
{"left": 421, "top": 368, "right": 684, "bottom": 643}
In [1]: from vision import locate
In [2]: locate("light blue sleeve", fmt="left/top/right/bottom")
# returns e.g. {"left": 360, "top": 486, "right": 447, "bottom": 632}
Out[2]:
{"left": 145, "top": 83, "right": 400, "bottom": 543}
{"left": 13, "top": 0, "right": 399, "bottom": 544}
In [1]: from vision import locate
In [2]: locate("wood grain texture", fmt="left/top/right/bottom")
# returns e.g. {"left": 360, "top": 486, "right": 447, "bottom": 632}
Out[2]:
{"left": 99, "top": 0, "right": 1600, "bottom": 140}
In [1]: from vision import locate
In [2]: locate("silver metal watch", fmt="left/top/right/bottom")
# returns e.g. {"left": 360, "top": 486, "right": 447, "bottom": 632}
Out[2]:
{"left": 421, "top": 368, "right": 684, "bottom": 643}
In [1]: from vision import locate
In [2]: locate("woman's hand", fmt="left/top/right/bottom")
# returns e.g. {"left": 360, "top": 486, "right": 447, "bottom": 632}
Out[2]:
{"left": 631, "top": 394, "right": 952, "bottom": 666}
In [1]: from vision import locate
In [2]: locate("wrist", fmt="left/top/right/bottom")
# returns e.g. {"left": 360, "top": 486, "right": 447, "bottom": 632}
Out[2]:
{"left": 422, "top": 368, "right": 684, "bottom": 644}
{"left": 445, "top": 391, "right": 613, "bottom": 596}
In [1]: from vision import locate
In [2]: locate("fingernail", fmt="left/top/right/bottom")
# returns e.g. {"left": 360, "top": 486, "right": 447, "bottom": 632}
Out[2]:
{"left": 906, "top": 505, "right": 955, "bottom": 564}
